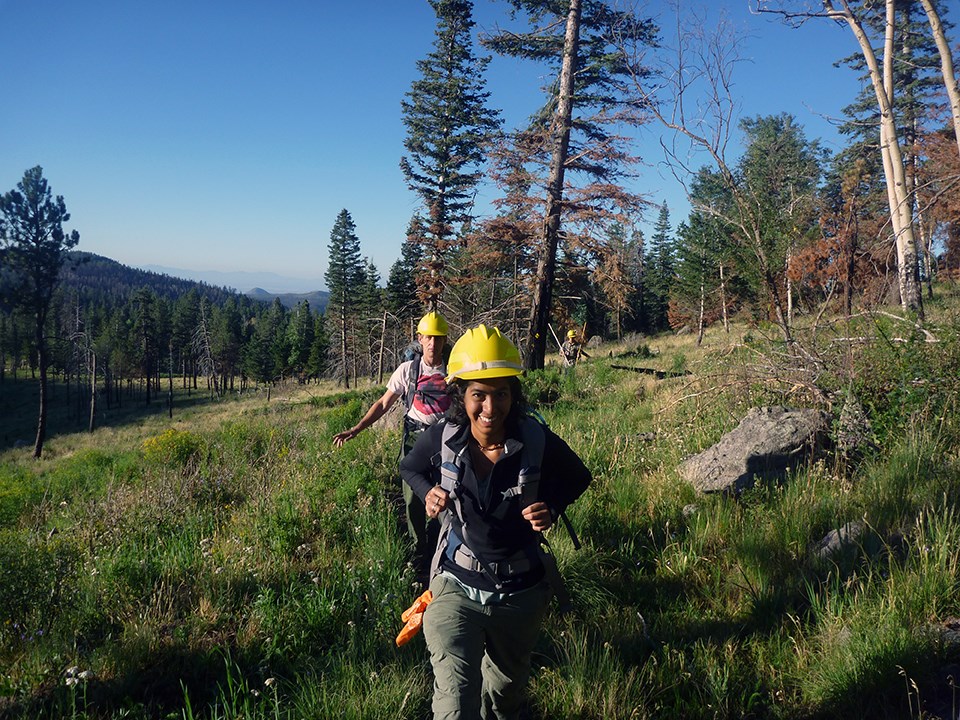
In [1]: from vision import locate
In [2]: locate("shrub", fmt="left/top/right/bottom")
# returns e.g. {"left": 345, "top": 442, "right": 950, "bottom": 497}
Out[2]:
{"left": 141, "top": 428, "right": 205, "bottom": 467}
{"left": 522, "top": 368, "right": 563, "bottom": 407}
{"left": 0, "top": 530, "right": 83, "bottom": 652}
{"left": 0, "top": 464, "right": 37, "bottom": 529}
{"left": 852, "top": 317, "right": 960, "bottom": 446}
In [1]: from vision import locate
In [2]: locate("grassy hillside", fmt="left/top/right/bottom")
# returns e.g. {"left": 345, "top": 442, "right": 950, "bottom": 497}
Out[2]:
{"left": 1, "top": 289, "right": 959, "bottom": 719}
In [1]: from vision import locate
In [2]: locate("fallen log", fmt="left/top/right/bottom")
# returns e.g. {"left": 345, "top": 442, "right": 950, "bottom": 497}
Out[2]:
{"left": 610, "top": 364, "right": 689, "bottom": 378}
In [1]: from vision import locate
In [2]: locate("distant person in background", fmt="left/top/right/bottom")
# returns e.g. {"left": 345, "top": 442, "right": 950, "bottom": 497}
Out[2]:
{"left": 333, "top": 311, "right": 450, "bottom": 583}
{"left": 559, "top": 329, "right": 589, "bottom": 368}
{"left": 401, "top": 324, "right": 592, "bottom": 720}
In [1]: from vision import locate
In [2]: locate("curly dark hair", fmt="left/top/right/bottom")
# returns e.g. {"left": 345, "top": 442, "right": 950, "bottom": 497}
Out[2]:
{"left": 446, "top": 376, "right": 528, "bottom": 428}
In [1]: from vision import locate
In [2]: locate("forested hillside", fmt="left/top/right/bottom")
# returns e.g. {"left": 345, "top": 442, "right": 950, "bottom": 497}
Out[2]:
{"left": 0, "top": 250, "right": 341, "bottom": 435}
{"left": 58, "top": 252, "right": 245, "bottom": 308}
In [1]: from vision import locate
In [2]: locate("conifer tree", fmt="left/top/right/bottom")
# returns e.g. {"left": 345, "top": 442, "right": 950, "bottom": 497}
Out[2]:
{"left": 592, "top": 222, "right": 639, "bottom": 339}
{"left": 172, "top": 288, "right": 200, "bottom": 389}
{"left": 400, "top": 0, "right": 501, "bottom": 309}
{"left": 672, "top": 211, "right": 738, "bottom": 344}
{"left": 324, "top": 209, "right": 364, "bottom": 388}
{"left": 386, "top": 218, "right": 426, "bottom": 319}
{"left": 0, "top": 166, "right": 80, "bottom": 457}
{"left": 287, "top": 299, "right": 315, "bottom": 379}
{"left": 212, "top": 298, "right": 244, "bottom": 392}
{"left": 357, "top": 258, "right": 383, "bottom": 380}
{"left": 737, "top": 114, "right": 825, "bottom": 322}
{"left": 645, "top": 204, "right": 675, "bottom": 332}
{"left": 131, "top": 288, "right": 158, "bottom": 404}
{"left": 483, "top": 0, "right": 657, "bottom": 367}
{"left": 244, "top": 297, "right": 287, "bottom": 384}
{"left": 306, "top": 313, "right": 329, "bottom": 381}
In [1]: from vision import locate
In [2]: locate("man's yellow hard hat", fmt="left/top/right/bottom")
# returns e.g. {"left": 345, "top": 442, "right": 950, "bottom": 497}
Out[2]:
{"left": 567, "top": 329, "right": 577, "bottom": 339}
{"left": 416, "top": 311, "right": 449, "bottom": 337}
{"left": 445, "top": 324, "right": 523, "bottom": 383}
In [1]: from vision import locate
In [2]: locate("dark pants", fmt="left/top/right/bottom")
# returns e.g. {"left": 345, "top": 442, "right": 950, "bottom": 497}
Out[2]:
{"left": 403, "top": 429, "right": 437, "bottom": 581}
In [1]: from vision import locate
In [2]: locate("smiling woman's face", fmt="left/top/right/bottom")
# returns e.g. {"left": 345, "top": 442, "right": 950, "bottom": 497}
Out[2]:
{"left": 463, "top": 377, "right": 513, "bottom": 440}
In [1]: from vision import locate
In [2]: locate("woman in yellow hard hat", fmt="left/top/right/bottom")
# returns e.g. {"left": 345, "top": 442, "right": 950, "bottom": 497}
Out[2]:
{"left": 400, "top": 324, "right": 592, "bottom": 719}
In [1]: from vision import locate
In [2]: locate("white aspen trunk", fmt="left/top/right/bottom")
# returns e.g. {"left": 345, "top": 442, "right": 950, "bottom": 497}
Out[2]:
{"left": 697, "top": 279, "right": 705, "bottom": 346}
{"left": 917, "top": 202, "right": 934, "bottom": 297}
{"left": 89, "top": 349, "right": 96, "bottom": 433}
{"left": 786, "top": 250, "right": 793, "bottom": 324}
{"left": 829, "top": 0, "right": 924, "bottom": 317}
{"left": 918, "top": 0, "right": 960, "bottom": 162}
{"left": 377, "top": 310, "right": 386, "bottom": 385}
{"left": 719, "top": 262, "right": 730, "bottom": 333}
{"left": 877, "top": 0, "right": 906, "bottom": 267}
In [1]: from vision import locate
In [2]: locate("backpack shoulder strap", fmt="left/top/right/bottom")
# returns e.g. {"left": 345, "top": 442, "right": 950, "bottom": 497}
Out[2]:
{"left": 519, "top": 413, "right": 581, "bottom": 550}
{"left": 431, "top": 422, "right": 506, "bottom": 589}
{"left": 403, "top": 352, "right": 422, "bottom": 411}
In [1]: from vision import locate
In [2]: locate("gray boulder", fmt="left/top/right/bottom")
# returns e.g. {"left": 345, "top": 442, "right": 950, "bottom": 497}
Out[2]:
{"left": 811, "top": 520, "right": 866, "bottom": 562}
{"left": 679, "top": 406, "right": 831, "bottom": 494}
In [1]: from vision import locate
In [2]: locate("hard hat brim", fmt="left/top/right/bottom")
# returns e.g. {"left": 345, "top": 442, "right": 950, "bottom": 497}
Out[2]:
{"left": 446, "top": 360, "right": 523, "bottom": 384}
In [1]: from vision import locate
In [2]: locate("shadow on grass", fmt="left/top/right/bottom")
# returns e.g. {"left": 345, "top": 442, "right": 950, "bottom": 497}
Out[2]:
{"left": 1, "top": 376, "right": 231, "bottom": 449}
{"left": 0, "top": 376, "right": 373, "bottom": 451}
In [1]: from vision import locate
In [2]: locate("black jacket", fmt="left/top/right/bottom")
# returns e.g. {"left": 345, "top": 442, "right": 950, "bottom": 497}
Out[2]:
{"left": 400, "top": 418, "right": 592, "bottom": 592}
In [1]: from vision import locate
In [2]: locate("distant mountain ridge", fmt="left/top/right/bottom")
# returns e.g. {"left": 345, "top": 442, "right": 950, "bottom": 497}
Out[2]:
{"left": 246, "top": 287, "right": 329, "bottom": 313}
{"left": 139, "top": 264, "right": 326, "bottom": 296}
{"left": 52, "top": 253, "right": 329, "bottom": 313}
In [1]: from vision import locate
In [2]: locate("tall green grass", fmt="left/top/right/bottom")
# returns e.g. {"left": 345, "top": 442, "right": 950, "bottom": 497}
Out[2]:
{"left": 1, "top": 298, "right": 958, "bottom": 718}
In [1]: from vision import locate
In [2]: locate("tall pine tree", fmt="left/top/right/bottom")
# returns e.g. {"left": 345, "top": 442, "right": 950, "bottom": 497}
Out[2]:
{"left": 0, "top": 166, "right": 80, "bottom": 457}
{"left": 645, "top": 204, "right": 675, "bottom": 332}
{"left": 324, "top": 209, "right": 364, "bottom": 388}
{"left": 386, "top": 218, "right": 426, "bottom": 320}
{"left": 483, "top": 0, "right": 658, "bottom": 367}
{"left": 400, "top": 0, "right": 501, "bottom": 309}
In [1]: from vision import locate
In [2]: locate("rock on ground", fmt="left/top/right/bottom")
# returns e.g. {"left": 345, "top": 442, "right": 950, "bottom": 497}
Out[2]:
{"left": 678, "top": 406, "right": 832, "bottom": 495}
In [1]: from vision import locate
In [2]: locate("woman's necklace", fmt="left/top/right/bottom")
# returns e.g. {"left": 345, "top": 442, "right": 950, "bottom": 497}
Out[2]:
{"left": 473, "top": 437, "right": 504, "bottom": 452}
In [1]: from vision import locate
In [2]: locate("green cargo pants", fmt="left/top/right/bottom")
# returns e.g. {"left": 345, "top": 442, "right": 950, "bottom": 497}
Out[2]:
{"left": 423, "top": 573, "right": 552, "bottom": 720}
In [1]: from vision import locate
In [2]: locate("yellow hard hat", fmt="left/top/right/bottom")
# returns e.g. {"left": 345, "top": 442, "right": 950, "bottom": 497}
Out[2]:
{"left": 416, "top": 311, "right": 448, "bottom": 336}
{"left": 445, "top": 324, "right": 523, "bottom": 383}
{"left": 567, "top": 329, "right": 577, "bottom": 339}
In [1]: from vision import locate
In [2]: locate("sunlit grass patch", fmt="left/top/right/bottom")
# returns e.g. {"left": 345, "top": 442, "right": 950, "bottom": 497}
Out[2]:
{"left": 0, "top": 462, "right": 37, "bottom": 528}
{"left": 531, "top": 623, "right": 653, "bottom": 720}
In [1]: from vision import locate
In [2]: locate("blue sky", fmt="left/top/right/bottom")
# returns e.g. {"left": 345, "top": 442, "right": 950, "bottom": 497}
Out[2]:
{"left": 0, "top": 1, "right": 860, "bottom": 292}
